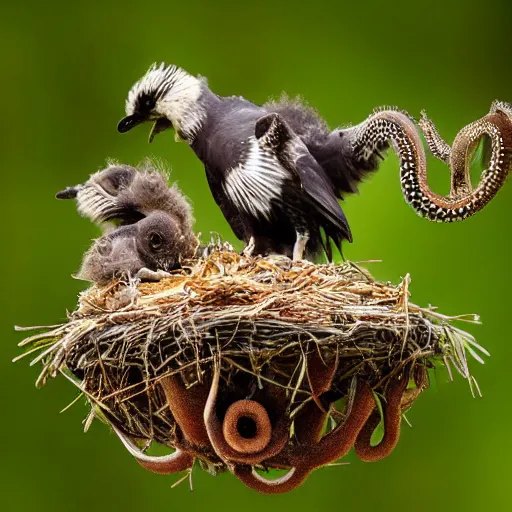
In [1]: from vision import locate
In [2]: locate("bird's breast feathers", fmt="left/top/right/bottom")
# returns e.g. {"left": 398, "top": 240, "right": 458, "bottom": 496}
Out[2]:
{"left": 223, "top": 137, "right": 289, "bottom": 220}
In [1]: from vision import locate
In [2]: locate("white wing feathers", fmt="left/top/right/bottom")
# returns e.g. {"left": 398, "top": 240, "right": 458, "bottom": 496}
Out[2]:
{"left": 223, "top": 137, "right": 288, "bottom": 220}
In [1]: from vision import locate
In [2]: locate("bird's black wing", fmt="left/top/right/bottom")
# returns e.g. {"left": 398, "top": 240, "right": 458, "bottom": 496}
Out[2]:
{"left": 255, "top": 113, "right": 352, "bottom": 243}
{"left": 293, "top": 149, "right": 352, "bottom": 242}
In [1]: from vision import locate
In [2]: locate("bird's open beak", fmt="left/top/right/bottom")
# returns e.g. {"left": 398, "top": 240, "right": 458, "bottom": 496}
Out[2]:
{"left": 117, "top": 114, "right": 145, "bottom": 133}
{"left": 148, "top": 118, "right": 173, "bottom": 143}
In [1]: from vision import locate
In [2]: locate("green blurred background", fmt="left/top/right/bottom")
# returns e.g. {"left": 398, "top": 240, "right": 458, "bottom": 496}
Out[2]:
{"left": 2, "top": 0, "right": 511, "bottom": 510}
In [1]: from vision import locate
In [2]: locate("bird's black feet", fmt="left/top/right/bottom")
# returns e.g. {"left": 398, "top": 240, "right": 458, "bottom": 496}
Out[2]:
{"left": 292, "top": 231, "right": 309, "bottom": 261}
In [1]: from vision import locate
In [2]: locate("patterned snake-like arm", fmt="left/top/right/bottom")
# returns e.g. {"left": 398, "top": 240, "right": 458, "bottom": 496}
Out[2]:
{"left": 344, "top": 102, "right": 511, "bottom": 222}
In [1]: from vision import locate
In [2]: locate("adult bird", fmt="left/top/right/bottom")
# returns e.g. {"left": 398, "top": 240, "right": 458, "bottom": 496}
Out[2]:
{"left": 118, "top": 65, "right": 512, "bottom": 260}
{"left": 117, "top": 64, "right": 376, "bottom": 261}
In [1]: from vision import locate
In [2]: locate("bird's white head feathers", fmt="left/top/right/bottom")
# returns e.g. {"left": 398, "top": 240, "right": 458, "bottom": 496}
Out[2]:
{"left": 123, "top": 63, "right": 206, "bottom": 141}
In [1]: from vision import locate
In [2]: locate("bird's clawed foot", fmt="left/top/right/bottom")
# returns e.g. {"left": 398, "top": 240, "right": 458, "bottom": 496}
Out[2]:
{"left": 135, "top": 267, "right": 172, "bottom": 282}
{"left": 242, "top": 237, "right": 256, "bottom": 258}
{"left": 292, "top": 232, "right": 309, "bottom": 261}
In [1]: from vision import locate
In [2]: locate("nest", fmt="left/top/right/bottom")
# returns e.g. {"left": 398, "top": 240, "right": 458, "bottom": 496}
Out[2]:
{"left": 17, "top": 246, "right": 487, "bottom": 493}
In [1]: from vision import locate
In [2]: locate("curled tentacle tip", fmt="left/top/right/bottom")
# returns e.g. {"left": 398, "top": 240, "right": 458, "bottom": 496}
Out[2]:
{"left": 234, "top": 465, "right": 310, "bottom": 494}
{"left": 223, "top": 400, "right": 272, "bottom": 454}
{"left": 110, "top": 422, "right": 194, "bottom": 475}
{"left": 418, "top": 111, "right": 434, "bottom": 132}
{"left": 490, "top": 100, "right": 512, "bottom": 117}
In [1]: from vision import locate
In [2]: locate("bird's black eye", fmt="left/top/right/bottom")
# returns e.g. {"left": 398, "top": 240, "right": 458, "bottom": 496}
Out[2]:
{"left": 135, "top": 93, "right": 157, "bottom": 115}
{"left": 148, "top": 232, "right": 163, "bottom": 250}
{"left": 138, "top": 94, "right": 156, "bottom": 113}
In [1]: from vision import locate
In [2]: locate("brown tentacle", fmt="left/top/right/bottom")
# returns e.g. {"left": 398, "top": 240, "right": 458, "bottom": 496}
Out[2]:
{"left": 401, "top": 365, "right": 428, "bottom": 411}
{"left": 294, "top": 400, "right": 329, "bottom": 446}
{"left": 237, "top": 381, "right": 374, "bottom": 493}
{"left": 204, "top": 363, "right": 289, "bottom": 465}
{"left": 270, "top": 399, "right": 330, "bottom": 469}
{"left": 222, "top": 400, "right": 272, "bottom": 454}
{"left": 305, "top": 380, "right": 374, "bottom": 467}
{"left": 400, "top": 386, "right": 423, "bottom": 412}
{"left": 134, "top": 449, "right": 194, "bottom": 475}
{"left": 111, "top": 422, "right": 194, "bottom": 474}
{"left": 306, "top": 349, "right": 338, "bottom": 411}
{"left": 233, "top": 465, "right": 312, "bottom": 494}
{"left": 354, "top": 377, "right": 408, "bottom": 462}
{"left": 159, "top": 375, "right": 210, "bottom": 447}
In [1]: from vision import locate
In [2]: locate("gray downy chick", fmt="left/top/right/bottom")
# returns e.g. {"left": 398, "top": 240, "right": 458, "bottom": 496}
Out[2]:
{"left": 56, "top": 163, "right": 195, "bottom": 241}
{"left": 79, "top": 211, "right": 196, "bottom": 286}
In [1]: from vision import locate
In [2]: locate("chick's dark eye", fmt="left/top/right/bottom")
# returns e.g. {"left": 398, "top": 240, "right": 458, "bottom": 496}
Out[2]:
{"left": 144, "top": 98, "right": 154, "bottom": 108}
{"left": 148, "top": 232, "right": 163, "bottom": 250}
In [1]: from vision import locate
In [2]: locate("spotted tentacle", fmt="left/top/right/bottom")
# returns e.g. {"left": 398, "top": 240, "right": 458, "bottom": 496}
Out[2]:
{"left": 418, "top": 111, "right": 452, "bottom": 165}
{"left": 420, "top": 105, "right": 512, "bottom": 201}
{"left": 345, "top": 105, "right": 511, "bottom": 222}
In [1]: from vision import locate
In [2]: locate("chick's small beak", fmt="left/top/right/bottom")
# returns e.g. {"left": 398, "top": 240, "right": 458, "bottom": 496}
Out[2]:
{"left": 56, "top": 185, "right": 81, "bottom": 200}
{"left": 117, "top": 114, "right": 144, "bottom": 133}
{"left": 149, "top": 118, "right": 173, "bottom": 143}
